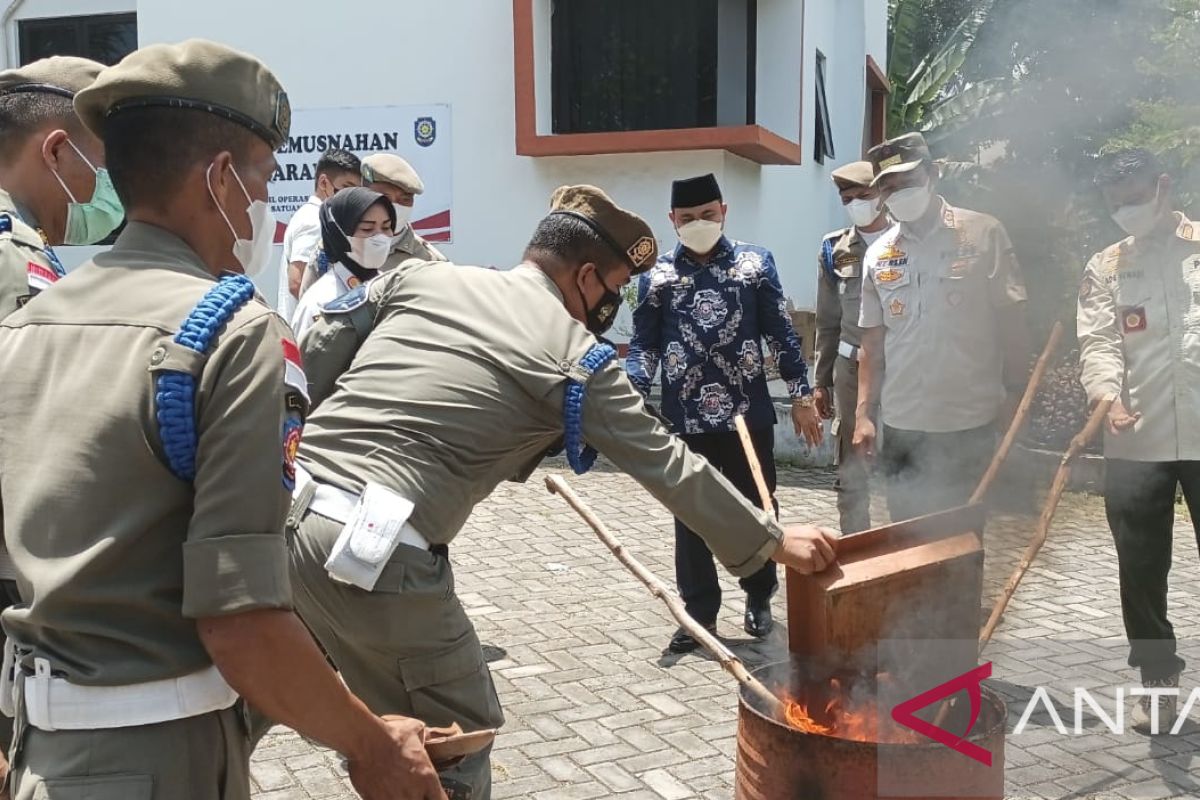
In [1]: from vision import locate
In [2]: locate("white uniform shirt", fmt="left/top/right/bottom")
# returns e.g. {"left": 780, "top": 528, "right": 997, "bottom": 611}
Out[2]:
{"left": 859, "top": 199, "right": 1027, "bottom": 433}
{"left": 1077, "top": 215, "right": 1200, "bottom": 462}
{"left": 276, "top": 196, "right": 323, "bottom": 319}
{"left": 291, "top": 262, "right": 361, "bottom": 340}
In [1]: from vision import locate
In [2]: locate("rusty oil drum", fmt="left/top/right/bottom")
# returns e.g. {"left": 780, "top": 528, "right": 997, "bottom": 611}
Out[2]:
{"left": 735, "top": 671, "right": 1006, "bottom": 800}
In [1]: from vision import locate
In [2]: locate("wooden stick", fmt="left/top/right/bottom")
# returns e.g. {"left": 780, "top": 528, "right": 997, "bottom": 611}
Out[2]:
{"left": 733, "top": 414, "right": 774, "bottom": 514}
{"left": 969, "top": 321, "right": 1064, "bottom": 504}
{"left": 978, "top": 394, "right": 1114, "bottom": 648}
{"left": 934, "top": 394, "right": 1114, "bottom": 728}
{"left": 545, "top": 474, "right": 785, "bottom": 718}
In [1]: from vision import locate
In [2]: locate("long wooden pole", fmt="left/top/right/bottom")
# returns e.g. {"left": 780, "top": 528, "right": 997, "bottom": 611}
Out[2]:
{"left": 733, "top": 414, "right": 774, "bottom": 515}
{"left": 934, "top": 393, "right": 1114, "bottom": 728}
{"left": 969, "top": 321, "right": 1064, "bottom": 504}
{"left": 978, "top": 394, "right": 1114, "bottom": 647}
{"left": 544, "top": 474, "right": 786, "bottom": 718}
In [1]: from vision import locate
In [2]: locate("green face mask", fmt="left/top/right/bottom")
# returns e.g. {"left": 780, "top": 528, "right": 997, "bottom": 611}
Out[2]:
{"left": 51, "top": 140, "right": 125, "bottom": 245}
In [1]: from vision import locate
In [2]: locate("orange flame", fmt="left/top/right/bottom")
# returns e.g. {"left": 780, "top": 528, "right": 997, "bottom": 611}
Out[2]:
{"left": 782, "top": 676, "right": 921, "bottom": 745}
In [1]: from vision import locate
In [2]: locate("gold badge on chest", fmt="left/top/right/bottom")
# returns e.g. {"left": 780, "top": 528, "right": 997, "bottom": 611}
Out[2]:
{"left": 889, "top": 298, "right": 906, "bottom": 317}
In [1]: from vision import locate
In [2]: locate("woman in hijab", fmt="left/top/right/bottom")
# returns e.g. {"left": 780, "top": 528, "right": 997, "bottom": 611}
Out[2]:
{"left": 291, "top": 186, "right": 396, "bottom": 338}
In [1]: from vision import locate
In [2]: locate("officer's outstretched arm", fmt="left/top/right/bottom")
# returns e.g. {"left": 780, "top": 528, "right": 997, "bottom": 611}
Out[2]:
{"left": 579, "top": 362, "right": 780, "bottom": 577}
{"left": 298, "top": 277, "right": 391, "bottom": 409}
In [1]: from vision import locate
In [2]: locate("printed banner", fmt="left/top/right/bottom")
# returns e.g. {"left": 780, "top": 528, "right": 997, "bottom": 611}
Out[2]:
{"left": 270, "top": 104, "right": 452, "bottom": 243}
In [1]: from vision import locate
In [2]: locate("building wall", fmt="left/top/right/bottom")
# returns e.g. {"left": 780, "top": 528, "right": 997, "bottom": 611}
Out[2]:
{"left": 3, "top": 0, "right": 887, "bottom": 327}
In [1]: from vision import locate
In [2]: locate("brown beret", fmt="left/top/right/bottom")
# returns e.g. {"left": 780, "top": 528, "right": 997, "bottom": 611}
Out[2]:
{"left": 362, "top": 153, "right": 424, "bottom": 194}
{"left": 549, "top": 185, "right": 658, "bottom": 274}
{"left": 831, "top": 161, "right": 876, "bottom": 190}
{"left": 0, "top": 56, "right": 104, "bottom": 99}
{"left": 74, "top": 39, "right": 290, "bottom": 149}
{"left": 868, "top": 132, "right": 932, "bottom": 186}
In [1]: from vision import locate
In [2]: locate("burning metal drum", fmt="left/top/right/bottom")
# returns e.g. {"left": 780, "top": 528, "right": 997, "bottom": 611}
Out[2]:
{"left": 735, "top": 663, "right": 1007, "bottom": 800}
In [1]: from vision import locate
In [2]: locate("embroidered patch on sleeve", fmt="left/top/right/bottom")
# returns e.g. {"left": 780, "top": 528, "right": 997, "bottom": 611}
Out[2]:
{"left": 26, "top": 261, "right": 58, "bottom": 292}
{"left": 282, "top": 338, "right": 310, "bottom": 403}
{"left": 281, "top": 415, "right": 303, "bottom": 491}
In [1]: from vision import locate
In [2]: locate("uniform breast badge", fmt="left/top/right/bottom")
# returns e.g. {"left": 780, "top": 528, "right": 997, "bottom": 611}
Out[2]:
{"left": 1119, "top": 306, "right": 1147, "bottom": 333}
{"left": 876, "top": 268, "right": 905, "bottom": 284}
{"left": 889, "top": 298, "right": 906, "bottom": 318}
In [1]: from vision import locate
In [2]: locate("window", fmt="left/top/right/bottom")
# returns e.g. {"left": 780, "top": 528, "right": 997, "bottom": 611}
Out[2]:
{"left": 813, "top": 50, "right": 835, "bottom": 164}
{"left": 551, "top": 0, "right": 756, "bottom": 134}
{"left": 864, "top": 56, "right": 890, "bottom": 154}
{"left": 19, "top": 13, "right": 137, "bottom": 67}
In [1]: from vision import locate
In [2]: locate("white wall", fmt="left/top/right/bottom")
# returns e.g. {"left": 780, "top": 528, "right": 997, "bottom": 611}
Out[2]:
{"left": 25, "top": 0, "right": 886, "bottom": 317}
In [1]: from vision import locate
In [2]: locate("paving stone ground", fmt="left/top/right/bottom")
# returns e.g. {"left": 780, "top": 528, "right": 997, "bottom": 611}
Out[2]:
{"left": 250, "top": 456, "right": 1200, "bottom": 800}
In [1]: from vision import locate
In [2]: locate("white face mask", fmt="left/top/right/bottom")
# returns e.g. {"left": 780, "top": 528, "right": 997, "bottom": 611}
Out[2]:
{"left": 885, "top": 182, "right": 934, "bottom": 223}
{"left": 206, "top": 163, "right": 276, "bottom": 277}
{"left": 677, "top": 219, "right": 723, "bottom": 254}
{"left": 349, "top": 233, "right": 392, "bottom": 271}
{"left": 392, "top": 203, "right": 413, "bottom": 229}
{"left": 846, "top": 197, "right": 884, "bottom": 228}
{"left": 1112, "top": 185, "right": 1164, "bottom": 239}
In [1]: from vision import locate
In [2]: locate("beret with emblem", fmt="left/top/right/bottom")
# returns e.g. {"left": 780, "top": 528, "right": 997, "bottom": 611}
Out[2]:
{"left": 831, "top": 160, "right": 876, "bottom": 190}
{"left": 868, "top": 132, "right": 932, "bottom": 185}
{"left": 74, "top": 39, "right": 290, "bottom": 149}
{"left": 549, "top": 185, "right": 658, "bottom": 274}
{"left": 361, "top": 153, "right": 424, "bottom": 195}
{"left": 0, "top": 56, "right": 104, "bottom": 98}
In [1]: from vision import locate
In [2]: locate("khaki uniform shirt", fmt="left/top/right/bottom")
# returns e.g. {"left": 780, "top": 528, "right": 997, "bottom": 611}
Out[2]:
{"left": 1077, "top": 215, "right": 1200, "bottom": 462}
{"left": 814, "top": 227, "right": 870, "bottom": 389}
{"left": 297, "top": 227, "right": 447, "bottom": 299}
{"left": 291, "top": 262, "right": 362, "bottom": 340}
{"left": 0, "top": 222, "right": 298, "bottom": 685}
{"left": 298, "top": 261, "right": 782, "bottom": 576}
{"left": 386, "top": 225, "right": 447, "bottom": 268}
{"left": 0, "top": 187, "right": 59, "bottom": 323}
{"left": 859, "top": 199, "right": 1027, "bottom": 432}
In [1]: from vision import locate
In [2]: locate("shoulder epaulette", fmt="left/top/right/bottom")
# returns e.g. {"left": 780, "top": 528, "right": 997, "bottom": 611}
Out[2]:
{"left": 154, "top": 275, "right": 257, "bottom": 481}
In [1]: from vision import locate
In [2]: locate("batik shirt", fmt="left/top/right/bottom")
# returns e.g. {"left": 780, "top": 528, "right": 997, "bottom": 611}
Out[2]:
{"left": 626, "top": 237, "right": 811, "bottom": 434}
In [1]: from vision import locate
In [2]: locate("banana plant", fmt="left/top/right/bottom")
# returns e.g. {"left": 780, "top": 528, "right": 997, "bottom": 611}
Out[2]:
{"left": 887, "top": 0, "right": 1000, "bottom": 138}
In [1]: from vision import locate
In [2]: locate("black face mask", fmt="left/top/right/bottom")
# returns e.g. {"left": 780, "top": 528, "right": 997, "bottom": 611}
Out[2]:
{"left": 578, "top": 270, "right": 622, "bottom": 335}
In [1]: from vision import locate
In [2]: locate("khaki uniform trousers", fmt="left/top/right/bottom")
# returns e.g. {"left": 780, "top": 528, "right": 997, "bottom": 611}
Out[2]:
{"left": 8, "top": 678, "right": 252, "bottom": 800}
{"left": 833, "top": 354, "right": 871, "bottom": 534}
{"left": 289, "top": 511, "right": 504, "bottom": 800}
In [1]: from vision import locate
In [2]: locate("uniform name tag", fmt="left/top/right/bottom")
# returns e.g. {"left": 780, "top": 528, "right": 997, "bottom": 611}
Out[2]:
{"left": 324, "top": 482, "right": 416, "bottom": 590}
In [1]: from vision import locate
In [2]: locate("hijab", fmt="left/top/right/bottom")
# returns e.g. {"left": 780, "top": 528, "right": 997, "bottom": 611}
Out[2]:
{"left": 319, "top": 186, "right": 397, "bottom": 283}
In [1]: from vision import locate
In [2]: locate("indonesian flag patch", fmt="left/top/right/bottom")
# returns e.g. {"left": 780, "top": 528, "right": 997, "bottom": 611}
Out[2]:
{"left": 282, "top": 338, "right": 310, "bottom": 403}
{"left": 26, "top": 261, "right": 58, "bottom": 292}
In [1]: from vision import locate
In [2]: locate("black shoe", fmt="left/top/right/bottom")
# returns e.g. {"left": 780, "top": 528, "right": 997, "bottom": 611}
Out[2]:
{"left": 668, "top": 624, "right": 717, "bottom": 654}
{"left": 745, "top": 597, "right": 773, "bottom": 638}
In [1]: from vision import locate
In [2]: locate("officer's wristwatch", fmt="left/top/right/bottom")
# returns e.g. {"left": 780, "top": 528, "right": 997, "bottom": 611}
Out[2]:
{"left": 794, "top": 395, "right": 815, "bottom": 409}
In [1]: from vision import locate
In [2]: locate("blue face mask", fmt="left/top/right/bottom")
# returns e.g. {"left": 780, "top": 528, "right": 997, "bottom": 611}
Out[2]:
{"left": 51, "top": 139, "right": 125, "bottom": 245}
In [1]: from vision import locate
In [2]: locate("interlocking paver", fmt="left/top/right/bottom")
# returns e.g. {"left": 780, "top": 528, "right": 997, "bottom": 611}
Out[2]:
{"left": 251, "top": 457, "right": 1200, "bottom": 799}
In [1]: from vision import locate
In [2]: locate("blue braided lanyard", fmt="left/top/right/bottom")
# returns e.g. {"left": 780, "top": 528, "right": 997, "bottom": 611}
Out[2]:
{"left": 316, "top": 249, "right": 330, "bottom": 277}
{"left": 820, "top": 236, "right": 837, "bottom": 284}
{"left": 42, "top": 245, "right": 66, "bottom": 278}
{"left": 155, "top": 274, "right": 257, "bottom": 481}
{"left": 563, "top": 342, "right": 616, "bottom": 475}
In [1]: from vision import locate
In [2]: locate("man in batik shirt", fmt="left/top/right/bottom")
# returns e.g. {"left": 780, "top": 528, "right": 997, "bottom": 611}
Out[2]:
{"left": 627, "top": 173, "right": 821, "bottom": 653}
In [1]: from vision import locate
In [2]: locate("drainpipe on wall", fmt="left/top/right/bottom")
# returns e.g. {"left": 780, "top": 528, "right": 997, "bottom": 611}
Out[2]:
{"left": 0, "top": 0, "right": 27, "bottom": 70}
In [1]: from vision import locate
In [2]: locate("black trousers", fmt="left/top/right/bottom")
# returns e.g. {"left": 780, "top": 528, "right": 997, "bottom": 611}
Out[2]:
{"left": 675, "top": 427, "right": 778, "bottom": 627}
{"left": 879, "top": 423, "right": 996, "bottom": 523}
{"left": 1105, "top": 459, "right": 1200, "bottom": 682}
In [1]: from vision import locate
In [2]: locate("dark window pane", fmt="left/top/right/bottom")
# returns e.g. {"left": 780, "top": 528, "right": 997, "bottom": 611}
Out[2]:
{"left": 19, "top": 13, "right": 137, "bottom": 66}
{"left": 551, "top": 0, "right": 721, "bottom": 133}
{"left": 84, "top": 16, "right": 138, "bottom": 65}
{"left": 814, "top": 51, "right": 835, "bottom": 163}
